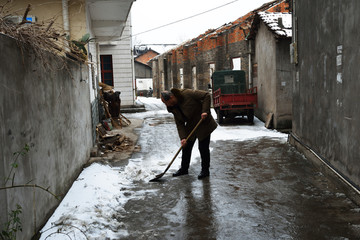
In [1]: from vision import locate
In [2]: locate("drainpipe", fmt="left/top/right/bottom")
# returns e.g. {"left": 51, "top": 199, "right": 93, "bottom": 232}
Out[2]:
{"left": 129, "top": 14, "right": 136, "bottom": 104}
{"left": 62, "top": 0, "right": 70, "bottom": 42}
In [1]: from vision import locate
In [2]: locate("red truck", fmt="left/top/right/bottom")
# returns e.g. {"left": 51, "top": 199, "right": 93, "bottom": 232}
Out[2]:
{"left": 211, "top": 70, "right": 257, "bottom": 124}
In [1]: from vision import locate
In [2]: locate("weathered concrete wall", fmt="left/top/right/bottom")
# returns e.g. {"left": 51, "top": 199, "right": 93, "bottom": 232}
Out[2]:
{"left": 156, "top": 55, "right": 166, "bottom": 91}
{"left": 292, "top": 0, "right": 360, "bottom": 189}
{"left": 275, "top": 38, "right": 292, "bottom": 129}
{"left": 0, "top": 34, "right": 93, "bottom": 239}
{"left": 151, "top": 59, "right": 160, "bottom": 98}
{"left": 134, "top": 61, "right": 152, "bottom": 79}
{"left": 170, "top": 50, "right": 181, "bottom": 89}
{"left": 254, "top": 22, "right": 277, "bottom": 123}
{"left": 254, "top": 21, "right": 292, "bottom": 129}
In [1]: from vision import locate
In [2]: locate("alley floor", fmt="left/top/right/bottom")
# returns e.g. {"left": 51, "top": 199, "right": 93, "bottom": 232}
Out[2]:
{"left": 40, "top": 97, "right": 360, "bottom": 240}
{"left": 114, "top": 120, "right": 360, "bottom": 240}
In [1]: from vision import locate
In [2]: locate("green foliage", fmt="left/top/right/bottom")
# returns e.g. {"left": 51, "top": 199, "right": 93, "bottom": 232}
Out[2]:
{"left": 0, "top": 205, "right": 22, "bottom": 240}
{"left": 69, "top": 33, "right": 95, "bottom": 57}
{"left": 1, "top": 144, "right": 29, "bottom": 240}
{"left": 1, "top": 144, "right": 59, "bottom": 239}
{"left": 4, "top": 144, "right": 30, "bottom": 186}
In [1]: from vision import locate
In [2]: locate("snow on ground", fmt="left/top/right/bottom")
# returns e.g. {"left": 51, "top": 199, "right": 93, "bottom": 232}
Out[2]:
{"left": 134, "top": 96, "right": 286, "bottom": 142}
{"left": 211, "top": 115, "right": 286, "bottom": 142}
{"left": 39, "top": 97, "right": 287, "bottom": 239}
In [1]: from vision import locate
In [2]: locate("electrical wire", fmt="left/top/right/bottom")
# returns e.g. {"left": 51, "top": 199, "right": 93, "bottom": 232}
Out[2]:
{"left": 118, "top": 0, "right": 240, "bottom": 41}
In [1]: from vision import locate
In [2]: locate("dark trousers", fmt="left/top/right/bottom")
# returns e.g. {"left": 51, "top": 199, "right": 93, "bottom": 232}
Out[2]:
{"left": 181, "top": 135, "right": 211, "bottom": 172}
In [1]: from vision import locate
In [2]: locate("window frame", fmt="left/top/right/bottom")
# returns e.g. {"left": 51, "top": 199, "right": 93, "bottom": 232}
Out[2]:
{"left": 100, "top": 55, "right": 114, "bottom": 86}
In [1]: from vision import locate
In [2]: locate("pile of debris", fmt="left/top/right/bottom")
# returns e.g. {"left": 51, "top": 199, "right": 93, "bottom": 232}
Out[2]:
{"left": 96, "top": 82, "right": 133, "bottom": 156}
{"left": 96, "top": 125, "right": 134, "bottom": 154}
{"left": 98, "top": 82, "right": 131, "bottom": 130}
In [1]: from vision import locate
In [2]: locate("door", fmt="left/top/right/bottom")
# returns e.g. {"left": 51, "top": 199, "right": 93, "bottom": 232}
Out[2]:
{"left": 100, "top": 55, "right": 114, "bottom": 86}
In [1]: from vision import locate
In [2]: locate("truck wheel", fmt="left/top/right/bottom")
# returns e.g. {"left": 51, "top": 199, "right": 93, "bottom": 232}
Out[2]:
{"left": 217, "top": 109, "right": 223, "bottom": 124}
{"left": 247, "top": 109, "right": 254, "bottom": 123}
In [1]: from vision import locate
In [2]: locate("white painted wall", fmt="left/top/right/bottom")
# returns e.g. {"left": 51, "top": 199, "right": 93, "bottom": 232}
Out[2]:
{"left": 99, "top": 15, "right": 135, "bottom": 106}
{"left": 136, "top": 78, "right": 153, "bottom": 90}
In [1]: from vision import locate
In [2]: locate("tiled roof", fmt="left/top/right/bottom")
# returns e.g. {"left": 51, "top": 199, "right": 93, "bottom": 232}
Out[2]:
{"left": 185, "top": 0, "right": 289, "bottom": 44}
{"left": 258, "top": 12, "right": 292, "bottom": 37}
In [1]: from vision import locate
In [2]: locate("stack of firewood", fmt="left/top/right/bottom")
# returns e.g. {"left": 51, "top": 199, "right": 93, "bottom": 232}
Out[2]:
{"left": 99, "top": 82, "right": 131, "bottom": 129}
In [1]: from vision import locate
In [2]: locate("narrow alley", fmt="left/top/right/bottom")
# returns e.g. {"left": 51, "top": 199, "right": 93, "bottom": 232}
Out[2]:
{"left": 40, "top": 97, "right": 360, "bottom": 239}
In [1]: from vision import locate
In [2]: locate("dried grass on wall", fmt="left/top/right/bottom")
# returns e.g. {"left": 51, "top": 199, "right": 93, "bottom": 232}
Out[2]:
{"left": 0, "top": 1, "right": 89, "bottom": 68}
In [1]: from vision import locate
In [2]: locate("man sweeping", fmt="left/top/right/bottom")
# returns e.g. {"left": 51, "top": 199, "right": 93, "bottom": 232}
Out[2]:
{"left": 161, "top": 88, "right": 217, "bottom": 179}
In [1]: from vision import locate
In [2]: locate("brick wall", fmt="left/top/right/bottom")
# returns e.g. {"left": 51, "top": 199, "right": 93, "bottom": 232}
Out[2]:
{"left": 151, "top": 0, "right": 289, "bottom": 93}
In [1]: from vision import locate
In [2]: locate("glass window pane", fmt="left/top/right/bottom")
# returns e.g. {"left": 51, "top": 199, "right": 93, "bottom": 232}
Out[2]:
{"left": 104, "top": 72, "right": 113, "bottom": 80}
{"left": 104, "top": 64, "right": 112, "bottom": 70}
{"left": 104, "top": 79, "right": 113, "bottom": 86}
{"left": 101, "top": 55, "right": 112, "bottom": 64}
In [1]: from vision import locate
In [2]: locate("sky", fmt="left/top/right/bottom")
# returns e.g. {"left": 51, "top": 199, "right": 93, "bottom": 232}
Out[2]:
{"left": 39, "top": 97, "right": 287, "bottom": 239}
{"left": 131, "top": 0, "right": 272, "bottom": 53}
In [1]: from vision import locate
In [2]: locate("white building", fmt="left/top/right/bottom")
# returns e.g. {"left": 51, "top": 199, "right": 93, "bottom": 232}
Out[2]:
{"left": 87, "top": 0, "right": 136, "bottom": 107}
{"left": 98, "top": 15, "right": 135, "bottom": 106}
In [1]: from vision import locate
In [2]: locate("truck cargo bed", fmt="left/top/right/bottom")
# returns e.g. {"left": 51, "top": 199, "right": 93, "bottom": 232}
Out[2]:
{"left": 213, "top": 87, "right": 257, "bottom": 110}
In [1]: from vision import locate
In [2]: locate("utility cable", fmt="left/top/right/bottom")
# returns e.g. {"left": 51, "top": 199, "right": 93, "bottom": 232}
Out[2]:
{"left": 118, "top": 0, "right": 240, "bottom": 41}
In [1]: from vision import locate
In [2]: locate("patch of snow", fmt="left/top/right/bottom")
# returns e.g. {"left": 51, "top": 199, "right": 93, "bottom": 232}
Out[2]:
{"left": 258, "top": 12, "right": 292, "bottom": 37}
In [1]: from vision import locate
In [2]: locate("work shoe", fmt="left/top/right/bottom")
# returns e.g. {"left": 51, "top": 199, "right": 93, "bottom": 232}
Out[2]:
{"left": 198, "top": 170, "right": 210, "bottom": 180}
{"left": 172, "top": 168, "right": 188, "bottom": 177}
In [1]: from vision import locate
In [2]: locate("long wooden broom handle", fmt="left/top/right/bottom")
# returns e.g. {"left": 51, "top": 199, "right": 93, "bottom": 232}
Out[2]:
{"left": 185, "top": 118, "right": 204, "bottom": 141}
{"left": 161, "top": 118, "right": 204, "bottom": 173}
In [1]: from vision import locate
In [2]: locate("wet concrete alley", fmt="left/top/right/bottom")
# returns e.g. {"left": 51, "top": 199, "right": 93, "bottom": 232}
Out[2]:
{"left": 39, "top": 98, "right": 360, "bottom": 239}
{"left": 116, "top": 112, "right": 360, "bottom": 239}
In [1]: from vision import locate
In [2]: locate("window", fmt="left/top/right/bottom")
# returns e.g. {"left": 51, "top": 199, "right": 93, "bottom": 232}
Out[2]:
{"left": 100, "top": 55, "right": 114, "bottom": 86}
{"left": 224, "top": 75, "right": 234, "bottom": 83}
{"left": 232, "top": 57, "right": 241, "bottom": 70}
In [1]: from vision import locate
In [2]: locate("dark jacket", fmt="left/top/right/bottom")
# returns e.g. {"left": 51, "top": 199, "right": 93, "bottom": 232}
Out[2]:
{"left": 167, "top": 88, "right": 217, "bottom": 141}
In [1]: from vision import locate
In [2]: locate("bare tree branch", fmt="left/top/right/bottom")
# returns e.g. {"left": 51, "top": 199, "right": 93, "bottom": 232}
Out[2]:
{"left": 0, "top": 184, "right": 61, "bottom": 200}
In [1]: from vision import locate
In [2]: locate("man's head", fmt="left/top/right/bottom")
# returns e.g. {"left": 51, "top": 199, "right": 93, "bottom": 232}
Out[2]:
{"left": 161, "top": 91, "right": 178, "bottom": 107}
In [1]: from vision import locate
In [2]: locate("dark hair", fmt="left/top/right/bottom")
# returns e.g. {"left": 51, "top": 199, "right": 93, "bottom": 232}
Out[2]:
{"left": 161, "top": 91, "right": 172, "bottom": 101}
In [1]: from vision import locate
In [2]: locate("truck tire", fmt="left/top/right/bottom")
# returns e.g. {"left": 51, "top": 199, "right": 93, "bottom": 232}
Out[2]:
{"left": 217, "top": 109, "right": 223, "bottom": 124}
{"left": 247, "top": 109, "right": 254, "bottom": 123}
